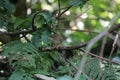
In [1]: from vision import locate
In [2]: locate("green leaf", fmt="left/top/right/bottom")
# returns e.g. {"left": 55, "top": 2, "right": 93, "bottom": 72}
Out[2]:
{"left": 40, "top": 11, "right": 52, "bottom": 22}
{"left": 2, "top": 41, "right": 39, "bottom": 69}
{"left": 23, "top": 42, "right": 39, "bottom": 55}
{"left": 79, "top": 75, "right": 87, "bottom": 80}
{"left": 9, "top": 71, "right": 34, "bottom": 80}
{"left": 34, "top": 11, "right": 55, "bottom": 26}
{"left": 22, "top": 52, "right": 36, "bottom": 68}
{"left": 8, "top": 71, "right": 25, "bottom": 80}
{"left": 34, "top": 15, "right": 45, "bottom": 28}
{"left": 32, "top": 32, "right": 41, "bottom": 48}
{"left": 58, "top": 66, "right": 67, "bottom": 74}
{"left": 70, "top": 0, "right": 87, "bottom": 8}
{"left": 13, "top": 17, "right": 28, "bottom": 29}
{"left": 32, "top": 28, "right": 51, "bottom": 47}
{"left": 0, "top": 0, "right": 14, "bottom": 12}
{"left": 24, "top": 75, "right": 35, "bottom": 80}
{"left": 40, "top": 30, "right": 51, "bottom": 46}
{"left": 2, "top": 41, "right": 23, "bottom": 56}
{"left": 0, "top": 19, "right": 5, "bottom": 28}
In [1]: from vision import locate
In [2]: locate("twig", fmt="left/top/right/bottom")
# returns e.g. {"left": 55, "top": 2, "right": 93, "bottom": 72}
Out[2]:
{"left": 108, "top": 34, "right": 119, "bottom": 71}
{"left": 98, "top": 37, "right": 106, "bottom": 80}
{"left": 40, "top": 43, "right": 87, "bottom": 51}
{"left": 109, "top": 34, "right": 119, "bottom": 59}
{"left": 0, "top": 11, "right": 46, "bottom": 36}
{"left": 57, "top": 5, "right": 72, "bottom": 18}
{"left": 57, "top": 0, "right": 61, "bottom": 27}
{"left": 80, "top": 49, "right": 119, "bottom": 64}
{"left": 58, "top": 0, "right": 61, "bottom": 16}
{"left": 8, "top": 29, "right": 34, "bottom": 36}
{"left": 100, "top": 37, "right": 107, "bottom": 57}
{"left": 56, "top": 28, "right": 99, "bottom": 34}
{"left": 74, "top": 12, "right": 120, "bottom": 80}
{"left": 67, "top": 60, "right": 92, "bottom": 80}
{"left": 54, "top": 6, "right": 73, "bottom": 13}
{"left": 40, "top": 23, "right": 120, "bottom": 52}
{"left": 21, "top": 34, "right": 30, "bottom": 42}
{"left": 109, "top": 24, "right": 120, "bottom": 33}
{"left": 74, "top": 30, "right": 109, "bottom": 80}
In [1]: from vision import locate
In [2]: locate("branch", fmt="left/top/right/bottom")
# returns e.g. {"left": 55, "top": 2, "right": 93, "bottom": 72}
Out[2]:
{"left": 0, "top": 11, "right": 46, "bottom": 36}
{"left": 56, "top": 28, "right": 99, "bottom": 34}
{"left": 40, "top": 43, "right": 87, "bottom": 51}
{"left": 67, "top": 60, "right": 92, "bottom": 80}
{"left": 74, "top": 11, "right": 120, "bottom": 80}
{"left": 57, "top": 5, "right": 72, "bottom": 18}
{"left": 109, "top": 24, "right": 120, "bottom": 33}
{"left": 40, "top": 23, "right": 120, "bottom": 52}
{"left": 52, "top": 6, "right": 73, "bottom": 16}
{"left": 58, "top": 0, "right": 61, "bottom": 16}
{"left": 80, "top": 49, "right": 119, "bottom": 65}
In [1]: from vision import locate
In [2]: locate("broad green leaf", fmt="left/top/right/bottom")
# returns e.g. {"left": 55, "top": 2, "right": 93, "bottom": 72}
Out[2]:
{"left": 32, "top": 32, "right": 41, "bottom": 48}
{"left": 34, "top": 11, "right": 56, "bottom": 28}
{"left": 34, "top": 15, "right": 45, "bottom": 28}
{"left": 32, "top": 28, "right": 51, "bottom": 48}
{"left": 0, "top": 0, "right": 14, "bottom": 12}
{"left": 40, "top": 11, "right": 52, "bottom": 22}
{"left": 13, "top": 17, "right": 28, "bottom": 29}
{"left": 70, "top": 0, "right": 87, "bottom": 8}
{"left": 40, "top": 30, "right": 51, "bottom": 46}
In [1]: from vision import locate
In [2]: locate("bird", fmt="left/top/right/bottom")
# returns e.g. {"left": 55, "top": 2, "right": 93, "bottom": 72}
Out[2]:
{"left": 50, "top": 34, "right": 66, "bottom": 46}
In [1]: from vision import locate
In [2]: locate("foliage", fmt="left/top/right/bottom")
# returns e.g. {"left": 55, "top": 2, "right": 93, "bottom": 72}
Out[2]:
{"left": 0, "top": 0, "right": 120, "bottom": 80}
{"left": 84, "top": 59, "right": 118, "bottom": 80}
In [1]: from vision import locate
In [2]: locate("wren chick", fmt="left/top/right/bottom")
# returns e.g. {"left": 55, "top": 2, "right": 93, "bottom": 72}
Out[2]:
{"left": 50, "top": 34, "right": 66, "bottom": 46}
